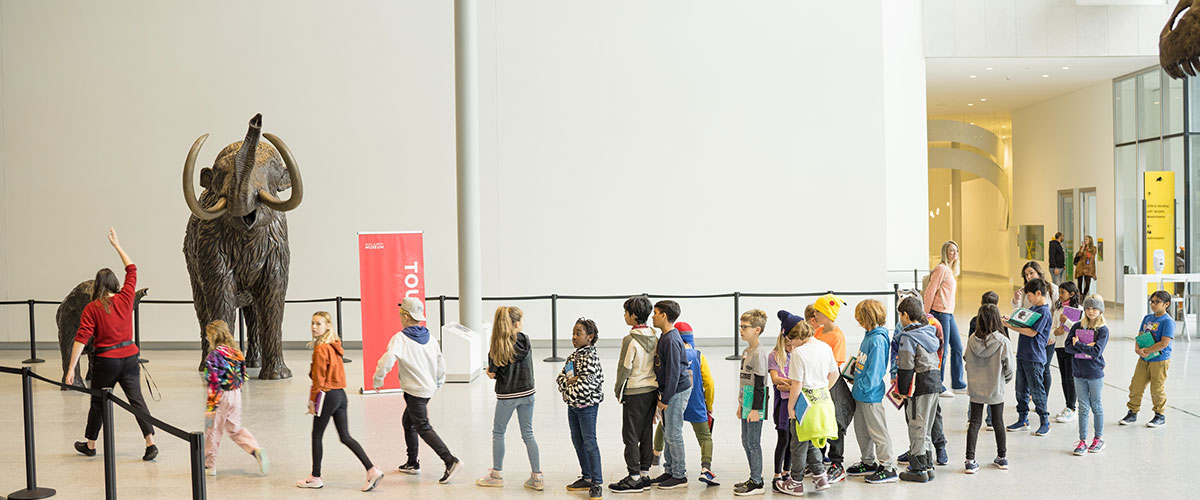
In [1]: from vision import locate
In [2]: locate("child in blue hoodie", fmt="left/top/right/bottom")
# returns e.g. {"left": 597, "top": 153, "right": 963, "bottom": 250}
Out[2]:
{"left": 845, "top": 300, "right": 897, "bottom": 484}
{"left": 652, "top": 322, "right": 717, "bottom": 486}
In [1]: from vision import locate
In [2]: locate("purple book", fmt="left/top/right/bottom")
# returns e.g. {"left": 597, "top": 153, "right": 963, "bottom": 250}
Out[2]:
{"left": 1073, "top": 330, "right": 1094, "bottom": 360}
{"left": 314, "top": 390, "right": 327, "bottom": 416}
{"left": 1063, "top": 306, "right": 1083, "bottom": 324}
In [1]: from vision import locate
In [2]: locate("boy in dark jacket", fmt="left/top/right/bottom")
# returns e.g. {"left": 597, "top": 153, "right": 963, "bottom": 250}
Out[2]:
{"left": 650, "top": 300, "right": 693, "bottom": 490}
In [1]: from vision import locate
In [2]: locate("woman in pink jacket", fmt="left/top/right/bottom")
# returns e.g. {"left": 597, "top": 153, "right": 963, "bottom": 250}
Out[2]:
{"left": 924, "top": 240, "right": 964, "bottom": 395}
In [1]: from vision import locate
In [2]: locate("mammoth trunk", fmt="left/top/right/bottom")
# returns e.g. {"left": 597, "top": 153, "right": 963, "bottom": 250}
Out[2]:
{"left": 231, "top": 113, "right": 264, "bottom": 219}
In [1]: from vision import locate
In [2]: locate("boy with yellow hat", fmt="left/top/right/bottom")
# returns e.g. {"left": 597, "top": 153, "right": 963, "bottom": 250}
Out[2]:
{"left": 806, "top": 294, "right": 851, "bottom": 484}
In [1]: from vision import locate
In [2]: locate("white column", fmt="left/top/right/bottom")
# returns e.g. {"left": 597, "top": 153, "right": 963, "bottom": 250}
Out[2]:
{"left": 454, "top": 0, "right": 483, "bottom": 332}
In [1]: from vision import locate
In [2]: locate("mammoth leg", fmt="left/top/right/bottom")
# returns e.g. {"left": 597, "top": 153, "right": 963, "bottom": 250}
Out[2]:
{"left": 190, "top": 256, "right": 236, "bottom": 371}
{"left": 242, "top": 307, "right": 261, "bottom": 368}
{"left": 252, "top": 289, "right": 291, "bottom": 380}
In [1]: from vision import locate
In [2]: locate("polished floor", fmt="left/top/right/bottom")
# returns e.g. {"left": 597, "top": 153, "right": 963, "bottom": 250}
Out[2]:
{"left": 0, "top": 287, "right": 1196, "bottom": 499}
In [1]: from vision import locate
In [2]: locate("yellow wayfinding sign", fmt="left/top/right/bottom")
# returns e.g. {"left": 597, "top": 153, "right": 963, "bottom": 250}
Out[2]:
{"left": 1145, "top": 172, "right": 1175, "bottom": 293}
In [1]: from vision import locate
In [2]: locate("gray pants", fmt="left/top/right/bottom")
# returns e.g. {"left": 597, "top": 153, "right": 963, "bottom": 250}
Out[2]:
{"left": 788, "top": 419, "right": 826, "bottom": 478}
{"left": 905, "top": 394, "right": 937, "bottom": 457}
{"left": 853, "top": 402, "right": 893, "bottom": 467}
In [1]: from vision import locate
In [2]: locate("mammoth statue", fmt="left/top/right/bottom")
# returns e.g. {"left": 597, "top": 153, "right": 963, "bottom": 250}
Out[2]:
{"left": 182, "top": 113, "right": 302, "bottom": 379}
{"left": 57, "top": 281, "right": 148, "bottom": 389}
{"left": 1161, "top": 0, "right": 1200, "bottom": 78}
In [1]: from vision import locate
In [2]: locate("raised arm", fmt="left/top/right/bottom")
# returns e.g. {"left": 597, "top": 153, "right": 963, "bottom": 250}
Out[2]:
{"left": 109, "top": 228, "right": 133, "bottom": 267}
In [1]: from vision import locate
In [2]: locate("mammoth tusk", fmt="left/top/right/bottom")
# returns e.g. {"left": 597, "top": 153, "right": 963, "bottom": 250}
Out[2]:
{"left": 182, "top": 134, "right": 229, "bottom": 221}
{"left": 258, "top": 132, "right": 303, "bottom": 212}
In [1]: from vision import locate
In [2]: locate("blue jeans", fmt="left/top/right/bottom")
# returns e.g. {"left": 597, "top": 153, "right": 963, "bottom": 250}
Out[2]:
{"left": 931, "top": 311, "right": 966, "bottom": 390}
{"left": 1074, "top": 377, "right": 1104, "bottom": 441}
{"left": 741, "top": 419, "right": 764, "bottom": 483}
{"left": 493, "top": 395, "right": 540, "bottom": 473}
{"left": 662, "top": 387, "right": 693, "bottom": 479}
{"left": 568, "top": 404, "right": 602, "bottom": 483}
{"left": 1015, "top": 360, "right": 1048, "bottom": 421}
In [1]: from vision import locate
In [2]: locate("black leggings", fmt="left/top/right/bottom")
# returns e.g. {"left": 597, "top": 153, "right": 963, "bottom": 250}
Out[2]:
{"left": 85, "top": 355, "right": 155, "bottom": 440}
{"left": 312, "top": 389, "right": 374, "bottom": 477}
{"left": 1055, "top": 348, "right": 1077, "bottom": 410}
{"left": 1077, "top": 276, "right": 1093, "bottom": 296}
{"left": 773, "top": 428, "right": 792, "bottom": 475}
{"left": 966, "top": 403, "right": 1006, "bottom": 460}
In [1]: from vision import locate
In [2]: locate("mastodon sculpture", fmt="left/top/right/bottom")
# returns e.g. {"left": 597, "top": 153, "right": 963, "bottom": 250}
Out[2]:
{"left": 1161, "top": 0, "right": 1200, "bottom": 78}
{"left": 182, "top": 114, "right": 302, "bottom": 379}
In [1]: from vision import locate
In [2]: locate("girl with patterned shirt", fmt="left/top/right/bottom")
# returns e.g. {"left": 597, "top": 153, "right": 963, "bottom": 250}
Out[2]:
{"left": 556, "top": 318, "right": 605, "bottom": 500}
{"left": 202, "top": 320, "right": 268, "bottom": 476}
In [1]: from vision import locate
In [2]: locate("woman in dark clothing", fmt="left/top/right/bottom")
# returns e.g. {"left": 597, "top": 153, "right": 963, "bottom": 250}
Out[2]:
{"left": 66, "top": 228, "right": 158, "bottom": 461}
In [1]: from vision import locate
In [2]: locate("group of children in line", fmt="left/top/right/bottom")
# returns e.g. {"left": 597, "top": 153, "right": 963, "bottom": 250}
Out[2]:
{"left": 191, "top": 285, "right": 1175, "bottom": 496}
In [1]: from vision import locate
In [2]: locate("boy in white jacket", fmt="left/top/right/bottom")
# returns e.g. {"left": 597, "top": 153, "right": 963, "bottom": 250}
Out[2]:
{"left": 372, "top": 297, "right": 461, "bottom": 483}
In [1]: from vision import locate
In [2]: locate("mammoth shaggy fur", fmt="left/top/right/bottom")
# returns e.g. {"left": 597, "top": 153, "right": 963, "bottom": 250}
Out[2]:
{"left": 182, "top": 114, "right": 303, "bottom": 379}
{"left": 56, "top": 281, "right": 148, "bottom": 389}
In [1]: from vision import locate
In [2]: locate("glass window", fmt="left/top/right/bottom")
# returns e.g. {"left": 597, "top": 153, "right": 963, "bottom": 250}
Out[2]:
{"left": 1166, "top": 137, "right": 1186, "bottom": 258}
{"left": 1166, "top": 75, "right": 1184, "bottom": 135}
{"left": 1116, "top": 144, "right": 1140, "bottom": 282}
{"left": 1115, "top": 77, "right": 1137, "bottom": 143}
{"left": 1191, "top": 136, "right": 1200, "bottom": 272}
{"left": 1138, "top": 71, "right": 1162, "bottom": 140}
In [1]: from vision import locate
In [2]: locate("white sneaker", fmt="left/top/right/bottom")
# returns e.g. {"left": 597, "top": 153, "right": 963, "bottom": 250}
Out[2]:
{"left": 1055, "top": 408, "right": 1077, "bottom": 423}
{"left": 205, "top": 467, "right": 216, "bottom": 477}
{"left": 297, "top": 475, "right": 324, "bottom": 489}
{"left": 939, "top": 391, "right": 955, "bottom": 399}
{"left": 363, "top": 467, "right": 385, "bottom": 492}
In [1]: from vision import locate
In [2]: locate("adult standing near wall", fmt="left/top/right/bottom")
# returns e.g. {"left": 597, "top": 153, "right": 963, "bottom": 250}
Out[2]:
{"left": 1074, "top": 236, "right": 1098, "bottom": 296}
{"left": 1049, "top": 233, "right": 1066, "bottom": 286}
{"left": 66, "top": 228, "right": 158, "bottom": 461}
{"left": 924, "top": 240, "right": 966, "bottom": 395}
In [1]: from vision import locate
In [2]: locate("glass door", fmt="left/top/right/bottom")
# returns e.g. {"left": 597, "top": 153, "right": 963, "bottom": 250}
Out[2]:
{"left": 1058, "top": 190, "right": 1076, "bottom": 279}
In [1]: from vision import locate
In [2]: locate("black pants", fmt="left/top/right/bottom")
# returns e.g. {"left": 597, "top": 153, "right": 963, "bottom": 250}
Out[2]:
{"left": 824, "top": 377, "right": 855, "bottom": 464}
{"left": 621, "top": 392, "right": 657, "bottom": 475}
{"left": 1077, "top": 276, "right": 1093, "bottom": 296}
{"left": 312, "top": 389, "right": 374, "bottom": 477}
{"left": 966, "top": 402, "right": 1006, "bottom": 460}
{"left": 773, "top": 428, "right": 792, "bottom": 475}
{"left": 84, "top": 355, "right": 155, "bottom": 440}
{"left": 1055, "top": 348, "right": 1077, "bottom": 410}
{"left": 403, "top": 393, "right": 455, "bottom": 465}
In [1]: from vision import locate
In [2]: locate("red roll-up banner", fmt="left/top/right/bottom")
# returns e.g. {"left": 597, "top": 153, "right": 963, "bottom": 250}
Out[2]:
{"left": 358, "top": 231, "right": 425, "bottom": 392}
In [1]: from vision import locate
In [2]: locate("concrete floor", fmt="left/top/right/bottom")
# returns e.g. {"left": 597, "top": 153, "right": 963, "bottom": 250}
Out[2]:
{"left": 0, "top": 279, "right": 1197, "bottom": 499}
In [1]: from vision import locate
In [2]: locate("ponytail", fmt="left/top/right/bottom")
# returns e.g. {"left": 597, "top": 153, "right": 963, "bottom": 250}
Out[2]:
{"left": 489, "top": 306, "right": 523, "bottom": 366}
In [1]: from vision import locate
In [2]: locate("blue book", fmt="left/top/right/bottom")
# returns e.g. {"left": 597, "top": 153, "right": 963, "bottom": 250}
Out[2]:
{"left": 792, "top": 390, "right": 810, "bottom": 423}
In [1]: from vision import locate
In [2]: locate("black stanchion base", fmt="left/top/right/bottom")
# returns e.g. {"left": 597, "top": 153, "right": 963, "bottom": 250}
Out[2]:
{"left": 8, "top": 486, "right": 56, "bottom": 499}
{"left": 542, "top": 356, "right": 565, "bottom": 363}
{"left": 21, "top": 358, "right": 45, "bottom": 365}
{"left": 724, "top": 354, "right": 741, "bottom": 361}
{"left": 139, "top": 358, "right": 149, "bottom": 364}
{"left": 342, "top": 357, "right": 352, "bottom": 363}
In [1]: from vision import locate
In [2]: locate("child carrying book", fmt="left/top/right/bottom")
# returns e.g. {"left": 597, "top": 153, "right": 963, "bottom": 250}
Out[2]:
{"left": 1064, "top": 295, "right": 1109, "bottom": 455}
{"left": 1120, "top": 290, "right": 1174, "bottom": 428}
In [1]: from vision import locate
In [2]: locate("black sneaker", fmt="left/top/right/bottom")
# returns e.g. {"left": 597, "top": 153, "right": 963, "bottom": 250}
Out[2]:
{"left": 143, "top": 445, "right": 158, "bottom": 462}
{"left": 589, "top": 483, "right": 604, "bottom": 500}
{"left": 898, "top": 469, "right": 929, "bottom": 483}
{"left": 733, "top": 480, "right": 765, "bottom": 496}
{"left": 608, "top": 475, "right": 645, "bottom": 493}
{"left": 74, "top": 441, "right": 96, "bottom": 457}
{"left": 568, "top": 478, "right": 594, "bottom": 491}
{"left": 864, "top": 466, "right": 899, "bottom": 484}
{"left": 439, "top": 458, "right": 461, "bottom": 483}
{"left": 649, "top": 472, "right": 672, "bottom": 485}
{"left": 397, "top": 461, "right": 421, "bottom": 475}
{"left": 896, "top": 451, "right": 909, "bottom": 463}
{"left": 637, "top": 475, "right": 652, "bottom": 490}
{"left": 656, "top": 476, "right": 688, "bottom": 490}
{"left": 1147, "top": 414, "right": 1166, "bottom": 428}
{"left": 771, "top": 477, "right": 784, "bottom": 493}
{"left": 1119, "top": 411, "right": 1137, "bottom": 425}
{"left": 826, "top": 462, "right": 846, "bottom": 483}
{"left": 846, "top": 462, "right": 877, "bottom": 476}
{"left": 936, "top": 448, "right": 949, "bottom": 466}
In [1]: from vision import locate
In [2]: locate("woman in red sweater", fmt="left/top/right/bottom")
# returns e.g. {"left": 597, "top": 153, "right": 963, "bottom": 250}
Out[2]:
{"left": 66, "top": 228, "right": 158, "bottom": 461}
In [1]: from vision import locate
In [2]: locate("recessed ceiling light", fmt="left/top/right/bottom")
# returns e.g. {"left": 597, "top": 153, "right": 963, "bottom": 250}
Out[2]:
{"left": 970, "top": 75, "right": 977, "bottom": 78}
{"left": 1062, "top": 66, "right": 1070, "bottom": 70}
{"left": 1042, "top": 74, "right": 1050, "bottom": 78}
{"left": 970, "top": 122, "right": 975, "bottom": 125}
{"left": 980, "top": 98, "right": 988, "bottom": 102}
{"left": 1154, "top": 101, "right": 1160, "bottom": 105}
{"left": 1002, "top": 125, "right": 1006, "bottom": 128}
{"left": 968, "top": 103, "right": 974, "bottom": 106}
{"left": 986, "top": 67, "right": 994, "bottom": 70}
{"left": 946, "top": 202, "right": 951, "bottom": 207}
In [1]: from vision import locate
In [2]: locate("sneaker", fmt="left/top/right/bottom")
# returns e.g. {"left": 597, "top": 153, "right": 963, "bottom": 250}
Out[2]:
{"left": 812, "top": 472, "right": 831, "bottom": 491}
{"left": 525, "top": 472, "right": 545, "bottom": 491}
{"left": 589, "top": 483, "right": 604, "bottom": 500}
{"left": 898, "top": 469, "right": 929, "bottom": 483}
{"left": 1055, "top": 408, "right": 1077, "bottom": 423}
{"left": 953, "top": 387, "right": 968, "bottom": 394}
{"left": 1072, "top": 440, "right": 1087, "bottom": 456}
{"left": 896, "top": 451, "right": 909, "bottom": 464}
{"left": 205, "top": 467, "right": 216, "bottom": 477}
{"left": 439, "top": 458, "right": 461, "bottom": 483}
{"left": 1088, "top": 438, "right": 1105, "bottom": 453}
{"left": 397, "top": 461, "right": 421, "bottom": 475}
{"left": 864, "top": 466, "right": 899, "bottom": 484}
{"left": 296, "top": 475, "right": 324, "bottom": 489}
{"left": 1006, "top": 420, "right": 1029, "bottom": 432}
{"left": 778, "top": 478, "right": 805, "bottom": 497}
{"left": 637, "top": 475, "right": 652, "bottom": 489}
{"left": 825, "top": 462, "right": 845, "bottom": 483}
{"left": 650, "top": 472, "right": 673, "bottom": 485}
{"left": 733, "top": 480, "right": 765, "bottom": 496}
{"left": 74, "top": 441, "right": 96, "bottom": 457}
{"left": 985, "top": 422, "right": 994, "bottom": 431}
{"left": 1034, "top": 421, "right": 1051, "bottom": 437}
{"left": 656, "top": 476, "right": 688, "bottom": 490}
{"left": 1147, "top": 414, "right": 1166, "bottom": 428}
{"left": 699, "top": 468, "right": 719, "bottom": 486}
{"left": 608, "top": 475, "right": 645, "bottom": 493}
{"left": 992, "top": 457, "right": 1008, "bottom": 470}
{"left": 939, "top": 390, "right": 954, "bottom": 399}
{"left": 935, "top": 448, "right": 949, "bottom": 466}
{"left": 477, "top": 469, "right": 504, "bottom": 488}
{"left": 363, "top": 467, "right": 385, "bottom": 492}
{"left": 568, "top": 478, "right": 594, "bottom": 491}
{"left": 964, "top": 461, "right": 979, "bottom": 474}
{"left": 771, "top": 477, "right": 785, "bottom": 493}
{"left": 253, "top": 449, "right": 270, "bottom": 474}
{"left": 846, "top": 462, "right": 877, "bottom": 476}
{"left": 1119, "top": 411, "right": 1137, "bottom": 425}
{"left": 143, "top": 445, "right": 159, "bottom": 462}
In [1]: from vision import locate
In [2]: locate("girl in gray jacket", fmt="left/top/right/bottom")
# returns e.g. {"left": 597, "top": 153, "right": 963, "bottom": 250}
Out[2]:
{"left": 964, "top": 304, "right": 1015, "bottom": 474}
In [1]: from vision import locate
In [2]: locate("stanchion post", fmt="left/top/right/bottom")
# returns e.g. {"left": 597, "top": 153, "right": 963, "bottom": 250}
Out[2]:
{"left": 101, "top": 389, "right": 117, "bottom": 500}
{"left": 543, "top": 294, "right": 564, "bottom": 362}
{"left": 893, "top": 283, "right": 900, "bottom": 328}
{"left": 438, "top": 295, "right": 446, "bottom": 330}
{"left": 189, "top": 432, "right": 207, "bottom": 500}
{"left": 725, "top": 292, "right": 741, "bottom": 360}
{"left": 134, "top": 303, "right": 147, "bottom": 364}
{"left": 22, "top": 299, "right": 44, "bottom": 364}
{"left": 336, "top": 297, "right": 351, "bottom": 363}
{"left": 8, "top": 368, "right": 56, "bottom": 500}
{"left": 913, "top": 268, "right": 919, "bottom": 290}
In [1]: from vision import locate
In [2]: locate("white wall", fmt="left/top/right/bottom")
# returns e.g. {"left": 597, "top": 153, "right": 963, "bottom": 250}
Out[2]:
{"left": 884, "top": 0, "right": 932, "bottom": 274}
{"left": 0, "top": 1, "right": 927, "bottom": 348}
{"left": 1012, "top": 81, "right": 1117, "bottom": 299}
{"left": 961, "top": 176, "right": 1011, "bottom": 277}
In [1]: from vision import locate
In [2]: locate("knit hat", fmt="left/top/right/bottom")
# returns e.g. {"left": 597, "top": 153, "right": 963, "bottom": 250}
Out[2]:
{"left": 813, "top": 294, "right": 847, "bottom": 321}
{"left": 1083, "top": 296, "right": 1105, "bottom": 313}
{"left": 675, "top": 322, "right": 694, "bottom": 345}
{"left": 778, "top": 310, "right": 803, "bottom": 335}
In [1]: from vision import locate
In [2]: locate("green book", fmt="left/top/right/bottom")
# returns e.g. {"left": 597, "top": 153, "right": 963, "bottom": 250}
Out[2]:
{"left": 1135, "top": 332, "right": 1161, "bottom": 360}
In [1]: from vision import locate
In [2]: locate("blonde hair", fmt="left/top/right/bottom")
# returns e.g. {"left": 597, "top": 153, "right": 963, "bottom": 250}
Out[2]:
{"left": 940, "top": 240, "right": 961, "bottom": 276}
{"left": 855, "top": 299, "right": 887, "bottom": 330}
{"left": 789, "top": 320, "right": 816, "bottom": 341}
{"left": 489, "top": 306, "right": 523, "bottom": 366}
{"left": 205, "top": 320, "right": 239, "bottom": 351}
{"left": 307, "top": 311, "right": 338, "bottom": 349}
{"left": 1080, "top": 294, "right": 1107, "bottom": 329}
{"left": 772, "top": 332, "right": 790, "bottom": 368}
{"left": 741, "top": 309, "right": 767, "bottom": 332}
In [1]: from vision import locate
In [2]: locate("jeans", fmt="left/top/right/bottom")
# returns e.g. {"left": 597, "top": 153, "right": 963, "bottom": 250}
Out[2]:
{"left": 1050, "top": 268, "right": 1064, "bottom": 286}
{"left": 402, "top": 393, "right": 455, "bottom": 465}
{"left": 621, "top": 392, "right": 657, "bottom": 475}
{"left": 84, "top": 355, "right": 155, "bottom": 440}
{"left": 741, "top": 419, "right": 764, "bottom": 482}
{"left": 311, "top": 389, "right": 374, "bottom": 477}
{"left": 966, "top": 402, "right": 1005, "bottom": 460}
{"left": 1041, "top": 345, "right": 1054, "bottom": 407}
{"left": 1015, "top": 360, "right": 1049, "bottom": 421}
{"left": 931, "top": 311, "right": 966, "bottom": 391}
{"left": 662, "top": 387, "right": 693, "bottom": 479}
{"left": 1075, "top": 377, "right": 1104, "bottom": 440}
{"left": 493, "top": 395, "right": 540, "bottom": 473}
{"left": 1055, "top": 348, "right": 1077, "bottom": 410}
{"left": 788, "top": 420, "right": 826, "bottom": 478}
{"left": 568, "top": 404, "right": 602, "bottom": 483}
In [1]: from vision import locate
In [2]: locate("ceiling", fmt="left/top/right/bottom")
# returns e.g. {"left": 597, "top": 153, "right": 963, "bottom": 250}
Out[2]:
{"left": 926, "top": 56, "right": 1158, "bottom": 115}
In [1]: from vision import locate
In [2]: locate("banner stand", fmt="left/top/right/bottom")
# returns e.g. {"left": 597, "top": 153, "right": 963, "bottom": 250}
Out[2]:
{"left": 358, "top": 231, "right": 426, "bottom": 393}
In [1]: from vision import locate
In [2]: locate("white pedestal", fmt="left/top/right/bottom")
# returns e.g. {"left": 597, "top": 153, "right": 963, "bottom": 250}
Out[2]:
{"left": 443, "top": 322, "right": 483, "bottom": 383}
